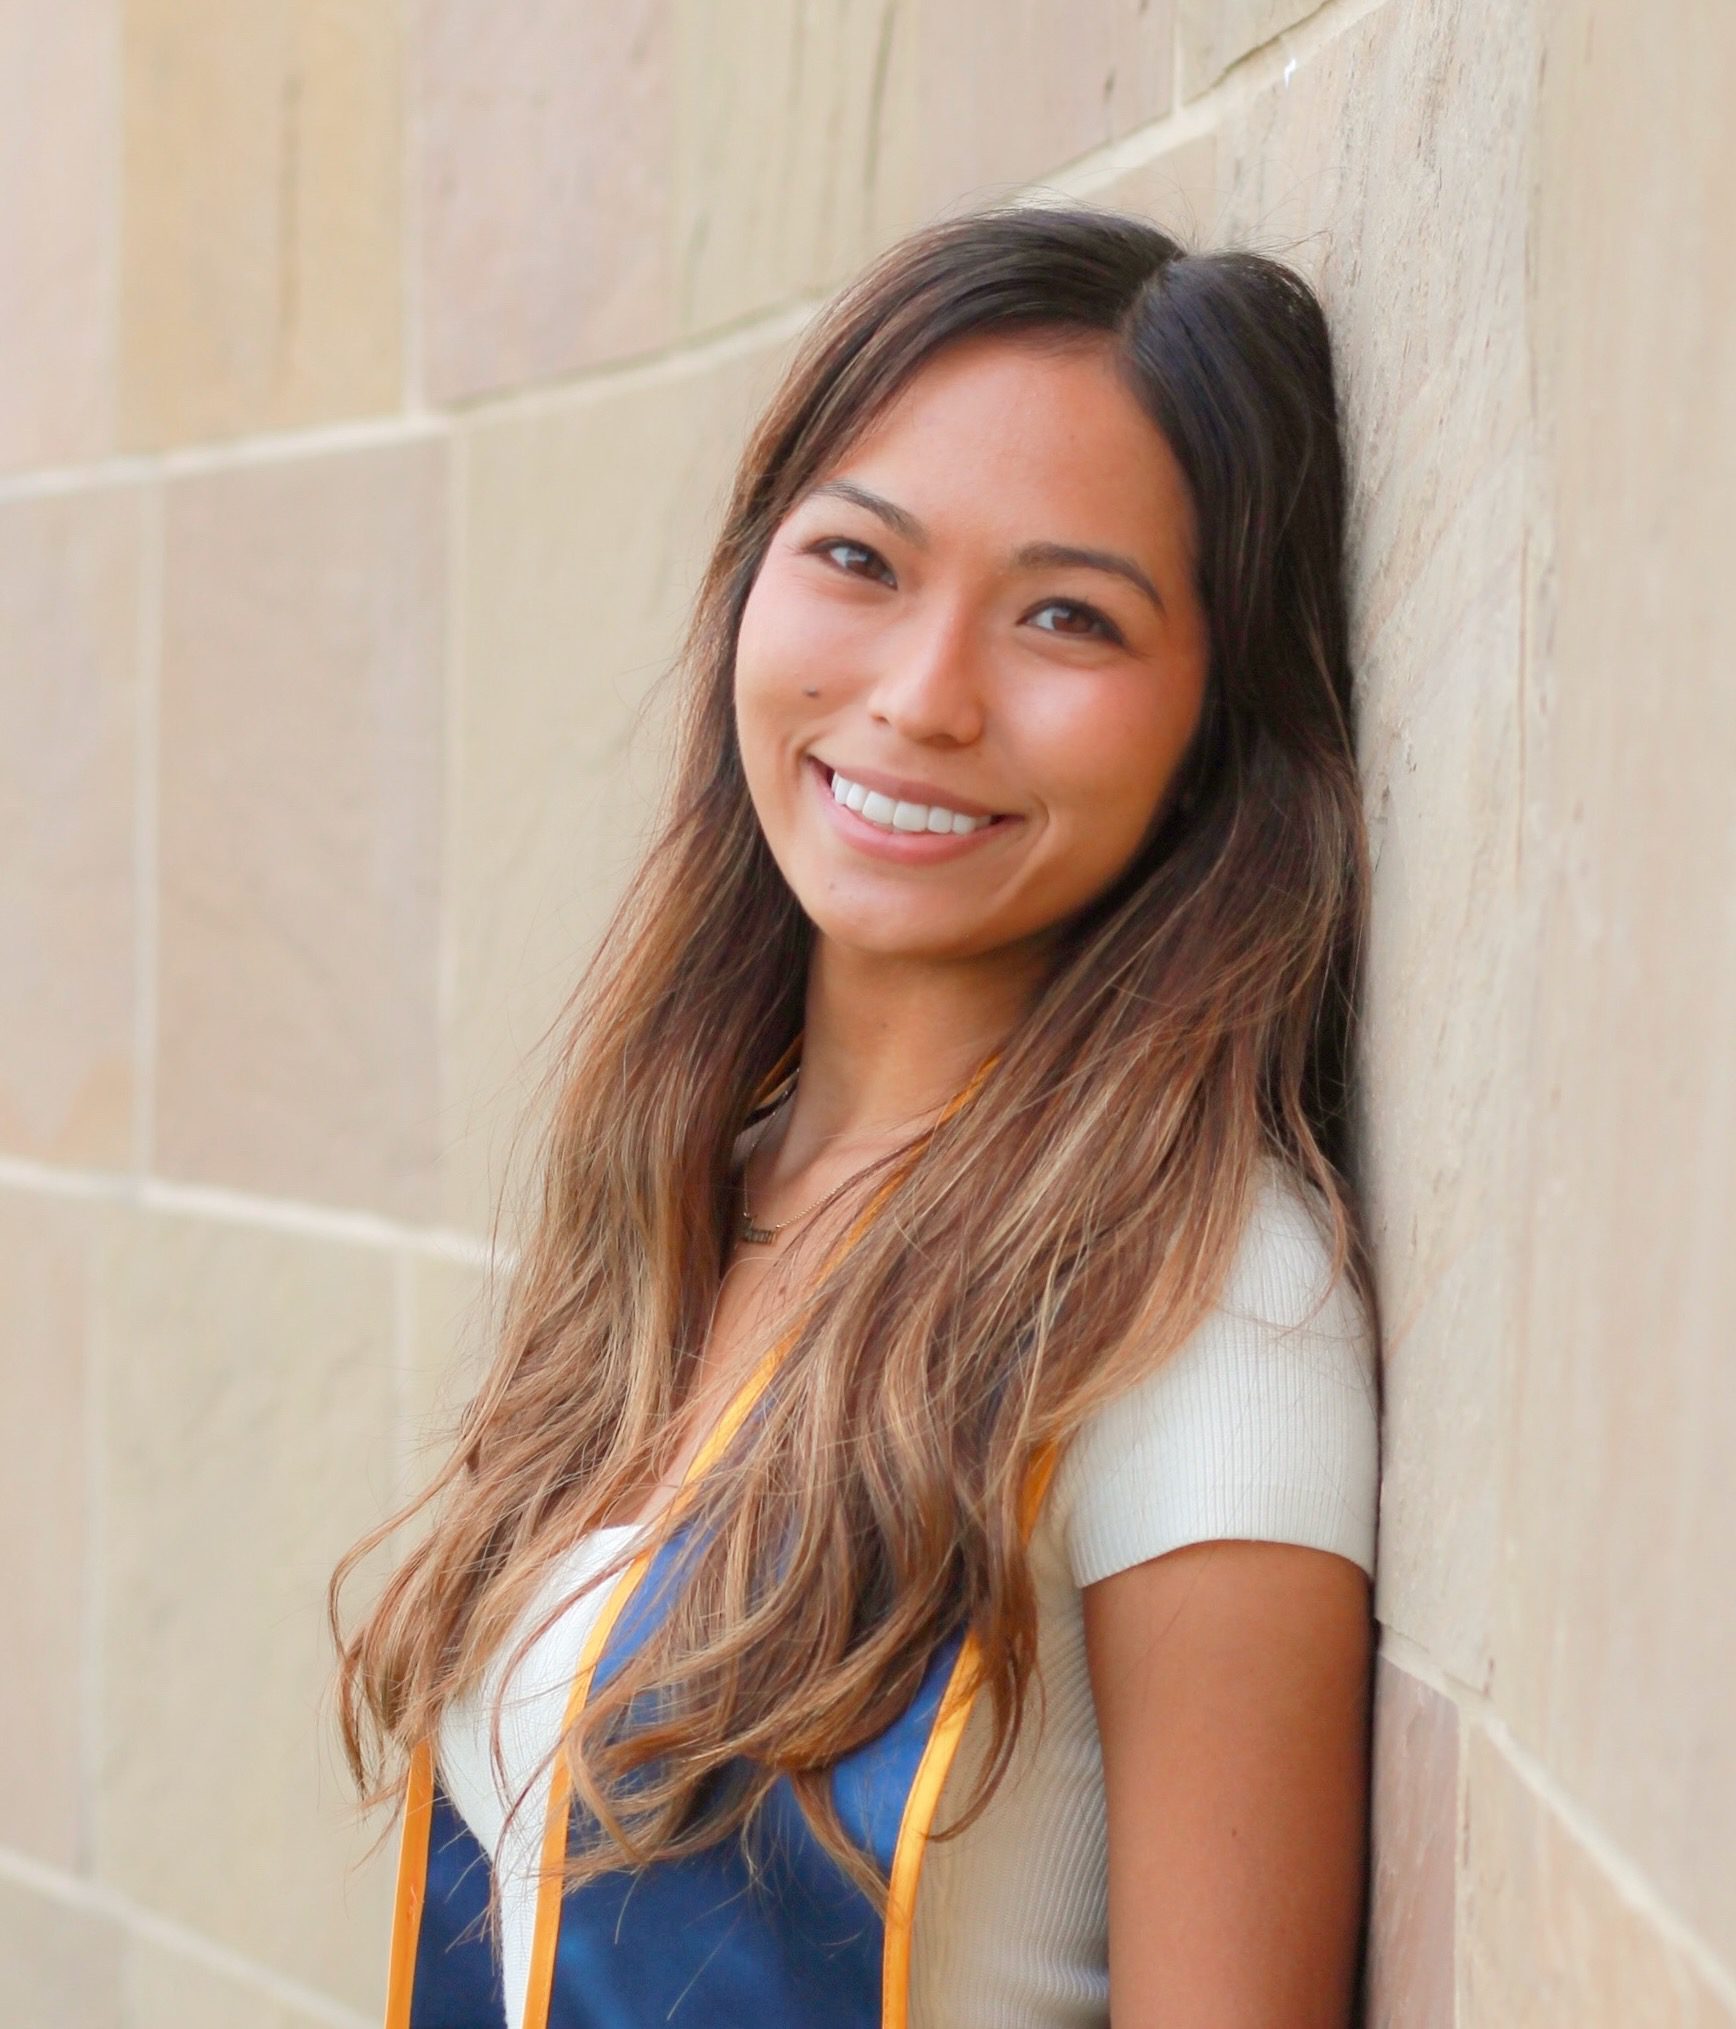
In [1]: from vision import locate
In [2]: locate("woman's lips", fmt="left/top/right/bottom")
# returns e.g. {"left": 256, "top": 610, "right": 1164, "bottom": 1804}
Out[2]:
{"left": 814, "top": 755, "right": 1006, "bottom": 822}
{"left": 805, "top": 754, "right": 1019, "bottom": 864}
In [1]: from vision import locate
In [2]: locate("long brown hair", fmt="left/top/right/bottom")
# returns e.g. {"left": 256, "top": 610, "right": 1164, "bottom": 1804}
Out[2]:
{"left": 329, "top": 198, "right": 1375, "bottom": 1930}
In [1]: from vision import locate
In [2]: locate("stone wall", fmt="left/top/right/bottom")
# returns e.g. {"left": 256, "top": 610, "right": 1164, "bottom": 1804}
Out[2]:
{"left": 2, "top": 2, "right": 1730, "bottom": 2020}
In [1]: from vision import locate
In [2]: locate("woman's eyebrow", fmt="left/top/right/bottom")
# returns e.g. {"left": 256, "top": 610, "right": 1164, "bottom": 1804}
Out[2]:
{"left": 1012, "top": 540, "right": 1165, "bottom": 616}
{"left": 801, "top": 478, "right": 1165, "bottom": 615}
{"left": 806, "top": 478, "right": 928, "bottom": 547}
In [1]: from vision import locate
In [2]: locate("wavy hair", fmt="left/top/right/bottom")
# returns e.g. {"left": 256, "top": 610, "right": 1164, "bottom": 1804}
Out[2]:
{"left": 328, "top": 199, "right": 1375, "bottom": 1938}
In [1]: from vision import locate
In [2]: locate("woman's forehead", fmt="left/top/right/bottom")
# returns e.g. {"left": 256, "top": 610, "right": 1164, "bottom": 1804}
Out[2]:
{"left": 801, "top": 333, "right": 1196, "bottom": 573}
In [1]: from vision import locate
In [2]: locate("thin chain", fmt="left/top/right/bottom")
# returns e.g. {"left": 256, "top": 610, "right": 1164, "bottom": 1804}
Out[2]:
{"left": 735, "top": 1077, "right": 901, "bottom": 1247}
{"left": 735, "top": 1042, "right": 1003, "bottom": 1248}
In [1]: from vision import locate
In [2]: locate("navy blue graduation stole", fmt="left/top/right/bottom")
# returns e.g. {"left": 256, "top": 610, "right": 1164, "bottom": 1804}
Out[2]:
{"left": 384, "top": 1042, "right": 1036, "bottom": 2027}
{"left": 385, "top": 1429, "right": 1058, "bottom": 2029}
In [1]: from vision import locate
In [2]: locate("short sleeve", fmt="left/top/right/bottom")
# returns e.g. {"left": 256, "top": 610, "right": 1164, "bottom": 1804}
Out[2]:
{"left": 1053, "top": 1161, "right": 1381, "bottom": 1588}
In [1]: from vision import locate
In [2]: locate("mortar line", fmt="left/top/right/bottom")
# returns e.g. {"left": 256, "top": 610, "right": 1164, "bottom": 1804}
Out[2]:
{"left": 447, "top": 0, "right": 1410, "bottom": 445}
{"left": 0, "top": 1847, "right": 372, "bottom": 2028}
{"left": 1375, "top": 1641, "right": 1736, "bottom": 2007}
{"left": 1454, "top": 1640, "right": 1473, "bottom": 2027}
{"left": 400, "top": 0, "right": 425, "bottom": 414}
{"left": 1376, "top": 1611, "right": 1480, "bottom": 2024}
{"left": 131, "top": 481, "right": 162, "bottom": 1178}
{"left": 77, "top": 1206, "right": 106, "bottom": 1883}
{"left": 392, "top": 1244, "right": 416, "bottom": 1502}
{"left": 0, "top": 296, "right": 809, "bottom": 500}
{"left": 0, "top": 1158, "right": 501, "bottom": 1266}
{"left": 1375, "top": 1624, "right": 1491, "bottom": 1712}
{"left": 3, "top": 0, "right": 1402, "bottom": 523}
{"left": 435, "top": 398, "right": 469, "bottom": 1240}
{"left": 0, "top": 414, "right": 448, "bottom": 501}
{"left": 1035, "top": 0, "right": 1394, "bottom": 210}
{"left": 436, "top": 295, "right": 819, "bottom": 431}
{"left": 1470, "top": 1712, "right": 1736, "bottom": 2009}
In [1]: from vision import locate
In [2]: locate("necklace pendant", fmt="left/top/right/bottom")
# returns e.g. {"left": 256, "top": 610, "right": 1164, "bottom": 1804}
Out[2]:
{"left": 738, "top": 1211, "right": 781, "bottom": 1246}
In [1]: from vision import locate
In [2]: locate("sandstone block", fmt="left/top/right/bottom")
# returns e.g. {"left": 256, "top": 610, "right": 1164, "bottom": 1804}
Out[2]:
{"left": 1494, "top": 0, "right": 1736, "bottom": 1961}
{"left": 1364, "top": 1658, "right": 1458, "bottom": 2029}
{"left": 868, "top": 0, "right": 1175, "bottom": 251}
{"left": 444, "top": 336, "right": 790, "bottom": 1230}
{"left": 1213, "top": 0, "right": 1533, "bottom": 1689}
{"left": 1464, "top": 1728, "right": 1735, "bottom": 2026}
{"left": 669, "top": 0, "right": 905, "bottom": 332}
{"left": 93, "top": 1205, "right": 398, "bottom": 2009}
{"left": 155, "top": 440, "right": 445, "bottom": 1220}
{"left": 400, "top": 1247, "right": 493, "bottom": 1500}
{"left": 1068, "top": 134, "right": 1221, "bottom": 250}
{"left": 119, "top": 0, "right": 402, "bottom": 450}
{"left": 124, "top": 1928, "right": 355, "bottom": 2029}
{"left": 0, "top": 1190, "right": 93, "bottom": 1869}
{"left": 0, "top": 484, "right": 143, "bottom": 1167}
{"left": 0, "top": 1875, "right": 123, "bottom": 2027}
{"left": 0, "top": 0, "right": 119, "bottom": 470}
{"left": 416, "top": 0, "right": 676, "bottom": 401}
{"left": 1178, "top": 0, "right": 1324, "bottom": 98}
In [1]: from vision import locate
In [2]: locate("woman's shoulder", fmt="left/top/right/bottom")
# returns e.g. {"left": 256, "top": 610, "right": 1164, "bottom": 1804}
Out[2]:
{"left": 1049, "top": 1154, "right": 1381, "bottom": 1590}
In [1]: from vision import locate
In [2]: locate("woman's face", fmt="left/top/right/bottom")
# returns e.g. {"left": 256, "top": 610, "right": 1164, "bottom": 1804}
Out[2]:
{"left": 733, "top": 330, "right": 1211, "bottom": 966}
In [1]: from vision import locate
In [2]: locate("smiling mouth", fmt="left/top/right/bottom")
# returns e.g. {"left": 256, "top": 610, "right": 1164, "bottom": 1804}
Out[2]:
{"left": 820, "top": 764, "right": 1010, "bottom": 837}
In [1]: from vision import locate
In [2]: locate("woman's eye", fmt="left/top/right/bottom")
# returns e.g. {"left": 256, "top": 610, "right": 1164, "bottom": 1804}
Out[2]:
{"left": 811, "top": 537, "right": 893, "bottom": 583}
{"left": 802, "top": 543, "right": 1120, "bottom": 644}
{"left": 1029, "top": 599, "right": 1124, "bottom": 645}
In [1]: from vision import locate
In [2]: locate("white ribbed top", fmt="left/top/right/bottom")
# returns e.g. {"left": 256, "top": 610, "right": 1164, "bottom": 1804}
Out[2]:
{"left": 438, "top": 1159, "right": 1381, "bottom": 2028}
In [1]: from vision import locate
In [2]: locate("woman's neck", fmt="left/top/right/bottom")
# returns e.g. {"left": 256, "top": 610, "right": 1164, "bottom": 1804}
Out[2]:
{"left": 771, "top": 937, "right": 1044, "bottom": 1174}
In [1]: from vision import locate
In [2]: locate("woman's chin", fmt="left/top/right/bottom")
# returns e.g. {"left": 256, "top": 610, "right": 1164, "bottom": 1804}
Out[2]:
{"left": 805, "top": 909, "right": 1001, "bottom": 966}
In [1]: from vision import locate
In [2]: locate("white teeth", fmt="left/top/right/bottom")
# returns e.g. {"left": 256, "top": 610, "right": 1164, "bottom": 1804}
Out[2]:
{"left": 826, "top": 769, "right": 993, "bottom": 836}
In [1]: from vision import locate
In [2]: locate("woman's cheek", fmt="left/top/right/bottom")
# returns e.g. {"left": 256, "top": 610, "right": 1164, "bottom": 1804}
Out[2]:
{"left": 741, "top": 597, "right": 844, "bottom": 720}
{"left": 1033, "top": 692, "right": 1184, "bottom": 865}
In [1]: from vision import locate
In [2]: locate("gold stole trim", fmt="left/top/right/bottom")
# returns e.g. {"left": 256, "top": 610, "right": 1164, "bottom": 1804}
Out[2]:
{"left": 383, "top": 1736, "right": 434, "bottom": 2029}
{"left": 879, "top": 1440, "right": 1060, "bottom": 2029}
{"left": 518, "top": 1328, "right": 791, "bottom": 2026}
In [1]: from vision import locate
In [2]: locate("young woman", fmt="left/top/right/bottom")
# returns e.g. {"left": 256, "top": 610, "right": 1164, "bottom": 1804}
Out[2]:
{"left": 330, "top": 200, "right": 1382, "bottom": 2029}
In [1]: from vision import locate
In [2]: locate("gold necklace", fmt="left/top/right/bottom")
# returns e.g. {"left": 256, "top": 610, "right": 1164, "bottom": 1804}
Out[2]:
{"left": 735, "top": 1042, "right": 1005, "bottom": 1247}
{"left": 735, "top": 1076, "right": 891, "bottom": 1248}
{"left": 737, "top": 1196, "right": 792, "bottom": 1246}
{"left": 736, "top": 1081, "right": 808, "bottom": 1246}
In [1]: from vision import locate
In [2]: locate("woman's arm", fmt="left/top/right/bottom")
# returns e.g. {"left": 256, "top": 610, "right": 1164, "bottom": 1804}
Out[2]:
{"left": 1083, "top": 1537, "right": 1375, "bottom": 2028}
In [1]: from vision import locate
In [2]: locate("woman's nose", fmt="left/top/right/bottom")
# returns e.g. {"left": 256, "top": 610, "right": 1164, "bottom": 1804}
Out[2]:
{"left": 865, "top": 598, "right": 988, "bottom": 746}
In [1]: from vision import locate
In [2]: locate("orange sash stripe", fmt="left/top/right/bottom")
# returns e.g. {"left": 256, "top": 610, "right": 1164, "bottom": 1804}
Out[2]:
{"left": 517, "top": 1326, "right": 793, "bottom": 2029}
{"left": 878, "top": 1439, "right": 1061, "bottom": 2029}
{"left": 383, "top": 1736, "right": 435, "bottom": 2029}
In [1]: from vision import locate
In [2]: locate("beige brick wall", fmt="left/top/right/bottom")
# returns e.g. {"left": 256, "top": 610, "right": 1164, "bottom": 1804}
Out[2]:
{"left": 1, "top": 2, "right": 1730, "bottom": 2020}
